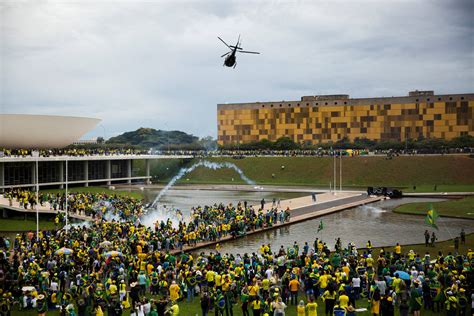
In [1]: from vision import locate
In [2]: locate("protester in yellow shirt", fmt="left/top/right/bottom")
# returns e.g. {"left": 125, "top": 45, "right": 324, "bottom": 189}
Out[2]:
{"left": 338, "top": 290, "right": 349, "bottom": 309}
{"left": 169, "top": 281, "right": 180, "bottom": 301}
{"left": 289, "top": 277, "right": 300, "bottom": 305}
{"left": 297, "top": 300, "right": 306, "bottom": 316}
{"left": 306, "top": 296, "right": 318, "bottom": 316}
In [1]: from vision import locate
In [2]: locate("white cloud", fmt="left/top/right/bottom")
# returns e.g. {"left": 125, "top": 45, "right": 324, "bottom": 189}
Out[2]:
{"left": 1, "top": 0, "right": 473, "bottom": 139}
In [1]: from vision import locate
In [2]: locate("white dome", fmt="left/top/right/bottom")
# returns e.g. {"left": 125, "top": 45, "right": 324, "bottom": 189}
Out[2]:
{"left": 0, "top": 114, "right": 101, "bottom": 148}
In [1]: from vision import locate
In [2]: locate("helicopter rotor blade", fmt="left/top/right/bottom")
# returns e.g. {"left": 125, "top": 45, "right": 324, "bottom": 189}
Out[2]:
{"left": 237, "top": 50, "right": 260, "bottom": 54}
{"left": 217, "top": 37, "right": 231, "bottom": 49}
{"left": 230, "top": 46, "right": 242, "bottom": 50}
{"left": 221, "top": 52, "right": 231, "bottom": 58}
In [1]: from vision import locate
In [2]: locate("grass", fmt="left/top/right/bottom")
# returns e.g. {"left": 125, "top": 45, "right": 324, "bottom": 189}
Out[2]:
{"left": 362, "top": 233, "right": 474, "bottom": 259}
{"left": 393, "top": 196, "right": 474, "bottom": 219}
{"left": 41, "top": 186, "right": 144, "bottom": 199}
{"left": 0, "top": 216, "right": 58, "bottom": 231}
{"left": 164, "top": 156, "right": 474, "bottom": 192}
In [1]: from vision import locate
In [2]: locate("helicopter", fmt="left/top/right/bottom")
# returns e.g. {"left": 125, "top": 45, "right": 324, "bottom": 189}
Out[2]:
{"left": 218, "top": 35, "right": 260, "bottom": 68}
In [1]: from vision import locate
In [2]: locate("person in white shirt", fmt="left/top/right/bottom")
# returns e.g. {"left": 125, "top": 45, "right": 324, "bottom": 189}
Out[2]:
{"left": 141, "top": 298, "right": 151, "bottom": 315}
{"left": 50, "top": 281, "right": 58, "bottom": 292}
{"left": 352, "top": 275, "right": 361, "bottom": 299}
{"left": 265, "top": 267, "right": 274, "bottom": 280}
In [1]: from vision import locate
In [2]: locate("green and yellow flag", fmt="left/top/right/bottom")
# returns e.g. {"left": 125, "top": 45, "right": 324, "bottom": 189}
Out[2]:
{"left": 317, "top": 220, "right": 324, "bottom": 233}
{"left": 424, "top": 204, "right": 439, "bottom": 229}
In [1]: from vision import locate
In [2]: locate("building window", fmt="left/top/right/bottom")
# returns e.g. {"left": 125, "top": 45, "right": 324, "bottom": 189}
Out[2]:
{"left": 306, "top": 103, "right": 309, "bottom": 106}
{"left": 316, "top": 103, "right": 319, "bottom": 105}
{"left": 449, "top": 97, "right": 452, "bottom": 100}
{"left": 325, "top": 102, "right": 328, "bottom": 105}
{"left": 438, "top": 97, "right": 441, "bottom": 101}
{"left": 416, "top": 99, "right": 419, "bottom": 102}
{"left": 427, "top": 98, "right": 430, "bottom": 101}
{"left": 461, "top": 96, "right": 464, "bottom": 100}
{"left": 262, "top": 105, "right": 265, "bottom": 108}
{"left": 279, "top": 104, "right": 282, "bottom": 107}
{"left": 335, "top": 102, "right": 338, "bottom": 105}
{"left": 297, "top": 103, "right": 300, "bottom": 107}
{"left": 344, "top": 101, "right": 347, "bottom": 105}
{"left": 271, "top": 104, "right": 274, "bottom": 107}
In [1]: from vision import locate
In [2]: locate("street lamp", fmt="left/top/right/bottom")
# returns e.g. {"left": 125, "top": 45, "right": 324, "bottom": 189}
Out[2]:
{"left": 333, "top": 147, "right": 337, "bottom": 195}
{"left": 340, "top": 150, "right": 342, "bottom": 192}
{"left": 65, "top": 158, "right": 69, "bottom": 234}
{"left": 99, "top": 124, "right": 106, "bottom": 140}
{"left": 32, "top": 151, "right": 39, "bottom": 241}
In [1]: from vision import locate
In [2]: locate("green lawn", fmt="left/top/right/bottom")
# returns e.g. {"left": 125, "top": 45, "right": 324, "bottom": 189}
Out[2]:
{"left": 41, "top": 186, "right": 144, "bottom": 199}
{"left": 362, "top": 233, "right": 474, "bottom": 259}
{"left": 0, "top": 216, "right": 58, "bottom": 231}
{"left": 402, "top": 184, "right": 474, "bottom": 193}
{"left": 393, "top": 196, "right": 474, "bottom": 219}
{"left": 160, "top": 156, "right": 474, "bottom": 192}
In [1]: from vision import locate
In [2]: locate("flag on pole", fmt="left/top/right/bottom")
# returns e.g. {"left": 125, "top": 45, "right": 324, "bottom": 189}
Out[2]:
{"left": 317, "top": 220, "right": 324, "bottom": 233}
{"left": 424, "top": 204, "right": 439, "bottom": 229}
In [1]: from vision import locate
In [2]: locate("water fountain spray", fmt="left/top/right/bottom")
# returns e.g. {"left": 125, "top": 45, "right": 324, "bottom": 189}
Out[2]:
{"left": 151, "top": 160, "right": 256, "bottom": 208}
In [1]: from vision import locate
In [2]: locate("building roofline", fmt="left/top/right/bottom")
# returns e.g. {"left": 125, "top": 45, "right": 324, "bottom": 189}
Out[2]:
{"left": 217, "top": 92, "right": 474, "bottom": 108}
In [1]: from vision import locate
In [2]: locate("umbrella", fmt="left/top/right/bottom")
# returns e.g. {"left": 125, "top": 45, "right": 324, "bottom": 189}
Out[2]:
{"left": 55, "top": 247, "right": 74, "bottom": 256}
{"left": 104, "top": 251, "right": 123, "bottom": 258}
{"left": 394, "top": 270, "right": 410, "bottom": 280}
{"left": 100, "top": 240, "right": 112, "bottom": 247}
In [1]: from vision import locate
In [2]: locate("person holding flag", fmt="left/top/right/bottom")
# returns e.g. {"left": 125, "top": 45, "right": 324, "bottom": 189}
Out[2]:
{"left": 424, "top": 204, "right": 439, "bottom": 229}
{"left": 317, "top": 220, "right": 324, "bottom": 233}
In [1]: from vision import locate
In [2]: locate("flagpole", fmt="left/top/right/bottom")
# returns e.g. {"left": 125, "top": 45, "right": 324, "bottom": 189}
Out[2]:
{"left": 339, "top": 151, "right": 342, "bottom": 192}
{"left": 333, "top": 149, "right": 336, "bottom": 195}
{"left": 440, "top": 218, "right": 454, "bottom": 239}
{"left": 65, "top": 158, "right": 69, "bottom": 235}
{"left": 34, "top": 152, "right": 39, "bottom": 242}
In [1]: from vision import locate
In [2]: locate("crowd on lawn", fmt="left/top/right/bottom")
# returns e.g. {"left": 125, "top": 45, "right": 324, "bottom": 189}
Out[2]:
{"left": 0, "top": 202, "right": 472, "bottom": 316}
{"left": 0, "top": 148, "right": 149, "bottom": 158}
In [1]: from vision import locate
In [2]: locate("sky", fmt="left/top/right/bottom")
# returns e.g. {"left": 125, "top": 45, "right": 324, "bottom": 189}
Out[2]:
{"left": 1, "top": 0, "right": 473, "bottom": 140}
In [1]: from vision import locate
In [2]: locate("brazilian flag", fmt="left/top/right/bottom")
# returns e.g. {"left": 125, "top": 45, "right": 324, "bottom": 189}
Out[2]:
{"left": 424, "top": 205, "right": 439, "bottom": 229}
{"left": 317, "top": 220, "right": 324, "bottom": 233}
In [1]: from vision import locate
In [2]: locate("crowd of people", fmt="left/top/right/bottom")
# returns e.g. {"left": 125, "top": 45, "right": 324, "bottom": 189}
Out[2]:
{"left": 3, "top": 189, "right": 292, "bottom": 249}
{"left": 0, "top": 196, "right": 472, "bottom": 316}
{"left": 0, "top": 148, "right": 149, "bottom": 158}
{"left": 3, "top": 189, "right": 145, "bottom": 222}
{"left": 2, "top": 147, "right": 472, "bottom": 159}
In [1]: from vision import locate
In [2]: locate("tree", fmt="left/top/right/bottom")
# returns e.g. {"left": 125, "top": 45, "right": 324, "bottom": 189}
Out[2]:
{"left": 273, "top": 137, "right": 299, "bottom": 150}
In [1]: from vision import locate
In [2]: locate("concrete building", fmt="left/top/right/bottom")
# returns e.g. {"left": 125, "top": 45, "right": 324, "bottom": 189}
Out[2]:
{"left": 0, "top": 154, "right": 190, "bottom": 191}
{"left": 0, "top": 114, "right": 192, "bottom": 191}
{"left": 217, "top": 91, "right": 474, "bottom": 145}
{"left": 0, "top": 114, "right": 101, "bottom": 148}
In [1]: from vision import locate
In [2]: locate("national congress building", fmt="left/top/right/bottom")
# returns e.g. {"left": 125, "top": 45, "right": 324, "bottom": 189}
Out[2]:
{"left": 217, "top": 91, "right": 474, "bottom": 145}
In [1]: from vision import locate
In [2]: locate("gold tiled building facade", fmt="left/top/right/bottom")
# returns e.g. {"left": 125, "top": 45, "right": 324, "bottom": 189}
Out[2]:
{"left": 217, "top": 91, "right": 474, "bottom": 145}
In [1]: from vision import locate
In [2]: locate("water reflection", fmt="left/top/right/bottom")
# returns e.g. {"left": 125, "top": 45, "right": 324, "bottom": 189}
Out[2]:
{"left": 195, "top": 197, "right": 474, "bottom": 255}
{"left": 142, "top": 188, "right": 473, "bottom": 256}
{"left": 144, "top": 188, "right": 306, "bottom": 218}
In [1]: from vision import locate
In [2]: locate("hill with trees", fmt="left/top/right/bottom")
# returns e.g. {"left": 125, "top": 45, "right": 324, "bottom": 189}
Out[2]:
{"left": 107, "top": 128, "right": 199, "bottom": 148}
